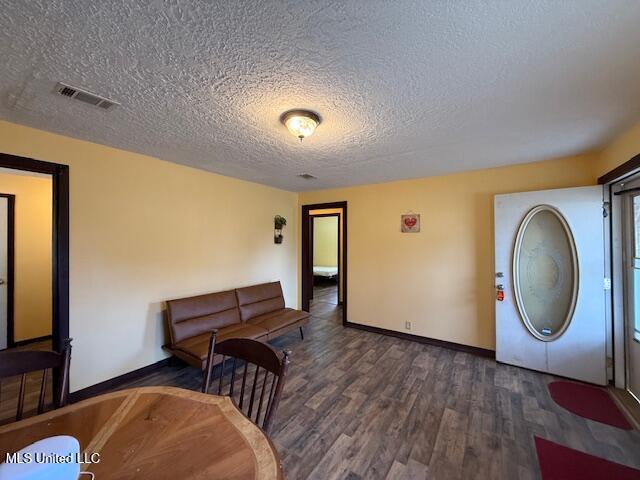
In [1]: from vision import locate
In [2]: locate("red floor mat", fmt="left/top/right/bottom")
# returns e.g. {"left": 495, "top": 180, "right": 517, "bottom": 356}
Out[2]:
{"left": 535, "top": 437, "right": 640, "bottom": 480}
{"left": 548, "top": 380, "right": 632, "bottom": 430}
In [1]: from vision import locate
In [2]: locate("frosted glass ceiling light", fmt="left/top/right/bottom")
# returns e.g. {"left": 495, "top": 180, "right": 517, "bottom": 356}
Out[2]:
{"left": 280, "top": 110, "right": 321, "bottom": 141}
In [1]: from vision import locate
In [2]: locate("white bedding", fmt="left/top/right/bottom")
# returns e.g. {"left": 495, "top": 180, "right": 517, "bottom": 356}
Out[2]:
{"left": 313, "top": 266, "right": 338, "bottom": 277}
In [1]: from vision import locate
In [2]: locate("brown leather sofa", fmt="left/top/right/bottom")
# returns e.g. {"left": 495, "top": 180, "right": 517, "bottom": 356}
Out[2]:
{"left": 163, "top": 281, "right": 309, "bottom": 370}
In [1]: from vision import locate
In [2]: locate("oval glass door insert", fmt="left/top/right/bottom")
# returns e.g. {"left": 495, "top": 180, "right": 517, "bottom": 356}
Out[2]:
{"left": 513, "top": 205, "right": 578, "bottom": 341}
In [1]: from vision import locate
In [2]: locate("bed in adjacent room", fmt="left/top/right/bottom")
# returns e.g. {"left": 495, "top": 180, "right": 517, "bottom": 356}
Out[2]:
{"left": 313, "top": 265, "right": 338, "bottom": 279}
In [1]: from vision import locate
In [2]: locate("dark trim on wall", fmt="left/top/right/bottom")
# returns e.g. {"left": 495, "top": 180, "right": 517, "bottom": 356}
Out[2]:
{"left": 69, "top": 358, "right": 171, "bottom": 403}
{"left": 598, "top": 152, "right": 640, "bottom": 185}
{"left": 0, "top": 153, "right": 69, "bottom": 395}
{"left": 13, "top": 334, "right": 52, "bottom": 348}
{"left": 0, "top": 193, "right": 15, "bottom": 348}
{"left": 301, "top": 202, "right": 347, "bottom": 325}
{"left": 345, "top": 321, "right": 496, "bottom": 359}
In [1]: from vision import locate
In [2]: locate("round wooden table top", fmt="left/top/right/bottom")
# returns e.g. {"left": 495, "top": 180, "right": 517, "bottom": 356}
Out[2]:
{"left": 0, "top": 386, "right": 284, "bottom": 479}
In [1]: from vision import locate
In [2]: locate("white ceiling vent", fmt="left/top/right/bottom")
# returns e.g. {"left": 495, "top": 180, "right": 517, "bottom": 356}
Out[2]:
{"left": 54, "top": 82, "right": 119, "bottom": 110}
{"left": 298, "top": 173, "right": 317, "bottom": 180}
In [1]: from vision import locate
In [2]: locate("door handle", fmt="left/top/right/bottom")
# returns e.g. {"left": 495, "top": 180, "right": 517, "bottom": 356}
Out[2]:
{"left": 0, "top": 279, "right": 5, "bottom": 285}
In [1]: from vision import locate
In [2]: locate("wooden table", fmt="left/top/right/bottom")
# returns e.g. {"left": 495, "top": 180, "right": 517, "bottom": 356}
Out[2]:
{"left": 0, "top": 386, "right": 283, "bottom": 479}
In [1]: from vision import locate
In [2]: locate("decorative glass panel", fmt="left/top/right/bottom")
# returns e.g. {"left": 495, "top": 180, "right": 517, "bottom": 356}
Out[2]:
{"left": 513, "top": 206, "right": 578, "bottom": 341}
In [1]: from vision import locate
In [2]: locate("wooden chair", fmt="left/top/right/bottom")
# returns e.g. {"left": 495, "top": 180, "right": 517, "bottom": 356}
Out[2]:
{"left": 202, "top": 332, "right": 290, "bottom": 434}
{"left": 0, "top": 339, "right": 72, "bottom": 423}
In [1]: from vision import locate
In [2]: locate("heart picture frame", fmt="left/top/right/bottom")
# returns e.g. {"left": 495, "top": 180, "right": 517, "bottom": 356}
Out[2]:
{"left": 401, "top": 214, "right": 420, "bottom": 233}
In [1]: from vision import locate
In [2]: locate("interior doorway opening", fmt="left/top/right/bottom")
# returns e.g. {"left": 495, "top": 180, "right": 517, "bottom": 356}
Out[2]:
{"left": 301, "top": 202, "right": 347, "bottom": 325}
{"left": 0, "top": 193, "right": 14, "bottom": 351}
{"left": 311, "top": 213, "right": 340, "bottom": 312}
{"left": 0, "top": 169, "right": 53, "bottom": 352}
{"left": 0, "top": 153, "right": 69, "bottom": 417}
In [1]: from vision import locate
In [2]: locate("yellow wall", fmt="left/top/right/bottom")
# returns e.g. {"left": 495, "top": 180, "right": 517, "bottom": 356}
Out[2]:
{"left": 0, "top": 120, "right": 298, "bottom": 391}
{"left": 3, "top": 113, "right": 636, "bottom": 387}
{"left": 594, "top": 121, "right": 640, "bottom": 178}
{"left": 0, "top": 172, "right": 52, "bottom": 341}
{"left": 300, "top": 153, "right": 599, "bottom": 350}
{"left": 313, "top": 216, "right": 338, "bottom": 267}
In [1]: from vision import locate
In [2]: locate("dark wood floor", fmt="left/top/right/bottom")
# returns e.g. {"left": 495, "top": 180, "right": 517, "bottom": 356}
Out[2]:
{"left": 113, "top": 297, "right": 640, "bottom": 479}
{"left": 3, "top": 300, "right": 640, "bottom": 478}
{"left": 312, "top": 281, "right": 338, "bottom": 307}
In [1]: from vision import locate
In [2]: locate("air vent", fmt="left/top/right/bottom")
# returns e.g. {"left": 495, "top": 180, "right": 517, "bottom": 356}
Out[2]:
{"left": 54, "top": 82, "right": 119, "bottom": 110}
{"left": 298, "top": 173, "right": 316, "bottom": 180}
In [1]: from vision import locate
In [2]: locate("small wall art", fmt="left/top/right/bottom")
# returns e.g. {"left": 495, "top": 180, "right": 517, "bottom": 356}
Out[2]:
{"left": 274, "top": 215, "right": 287, "bottom": 243}
{"left": 401, "top": 214, "right": 420, "bottom": 233}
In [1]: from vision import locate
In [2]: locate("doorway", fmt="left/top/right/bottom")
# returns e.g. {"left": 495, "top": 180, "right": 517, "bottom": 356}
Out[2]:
{"left": 301, "top": 202, "right": 347, "bottom": 325}
{"left": 0, "top": 154, "right": 69, "bottom": 354}
{"left": 0, "top": 194, "right": 14, "bottom": 350}
{"left": 611, "top": 174, "right": 640, "bottom": 402}
{"left": 311, "top": 213, "right": 340, "bottom": 309}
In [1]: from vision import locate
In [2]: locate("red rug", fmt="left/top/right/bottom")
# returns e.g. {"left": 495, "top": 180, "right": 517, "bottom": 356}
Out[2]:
{"left": 535, "top": 437, "right": 640, "bottom": 480}
{"left": 548, "top": 380, "right": 632, "bottom": 430}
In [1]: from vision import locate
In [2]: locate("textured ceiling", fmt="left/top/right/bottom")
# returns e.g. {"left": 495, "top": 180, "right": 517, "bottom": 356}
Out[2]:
{"left": 1, "top": 1, "right": 640, "bottom": 191}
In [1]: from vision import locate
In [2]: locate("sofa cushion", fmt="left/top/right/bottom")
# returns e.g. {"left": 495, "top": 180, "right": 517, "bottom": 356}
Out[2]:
{"left": 236, "top": 282, "right": 285, "bottom": 322}
{"left": 166, "top": 290, "right": 240, "bottom": 344}
{"left": 174, "top": 323, "right": 268, "bottom": 362}
{"left": 248, "top": 308, "right": 310, "bottom": 333}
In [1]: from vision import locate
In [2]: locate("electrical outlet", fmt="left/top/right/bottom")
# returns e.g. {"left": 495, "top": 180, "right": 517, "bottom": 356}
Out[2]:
{"left": 405, "top": 321, "right": 411, "bottom": 330}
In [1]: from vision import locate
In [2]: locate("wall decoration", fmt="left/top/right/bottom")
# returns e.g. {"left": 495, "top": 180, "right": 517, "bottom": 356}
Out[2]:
{"left": 401, "top": 214, "right": 420, "bottom": 233}
{"left": 274, "top": 215, "right": 287, "bottom": 244}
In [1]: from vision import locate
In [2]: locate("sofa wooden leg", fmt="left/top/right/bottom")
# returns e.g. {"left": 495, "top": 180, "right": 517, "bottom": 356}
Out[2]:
{"left": 299, "top": 326, "right": 304, "bottom": 340}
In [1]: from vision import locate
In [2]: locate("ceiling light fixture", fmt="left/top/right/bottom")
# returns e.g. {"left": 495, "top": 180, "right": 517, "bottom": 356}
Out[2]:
{"left": 280, "top": 109, "right": 321, "bottom": 141}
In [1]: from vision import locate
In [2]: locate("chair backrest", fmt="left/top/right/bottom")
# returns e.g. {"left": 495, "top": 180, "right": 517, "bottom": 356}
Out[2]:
{"left": 202, "top": 333, "right": 290, "bottom": 434}
{"left": 0, "top": 339, "right": 72, "bottom": 423}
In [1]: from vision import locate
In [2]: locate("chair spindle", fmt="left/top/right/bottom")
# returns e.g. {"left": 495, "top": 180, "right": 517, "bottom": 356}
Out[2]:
{"left": 239, "top": 362, "right": 249, "bottom": 409}
{"left": 37, "top": 368, "right": 49, "bottom": 414}
{"left": 17, "top": 373, "right": 27, "bottom": 421}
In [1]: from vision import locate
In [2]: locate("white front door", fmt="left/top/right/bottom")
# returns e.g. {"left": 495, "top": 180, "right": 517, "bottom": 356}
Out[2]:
{"left": 494, "top": 186, "right": 607, "bottom": 385}
{"left": 0, "top": 196, "right": 8, "bottom": 350}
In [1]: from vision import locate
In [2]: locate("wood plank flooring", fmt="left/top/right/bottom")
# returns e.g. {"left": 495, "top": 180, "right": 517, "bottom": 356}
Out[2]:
{"left": 312, "top": 282, "right": 338, "bottom": 306}
{"left": 114, "top": 301, "right": 640, "bottom": 479}
{"left": 3, "top": 304, "right": 640, "bottom": 478}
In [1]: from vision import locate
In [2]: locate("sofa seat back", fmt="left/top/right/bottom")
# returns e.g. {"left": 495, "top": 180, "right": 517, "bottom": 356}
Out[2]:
{"left": 166, "top": 290, "right": 241, "bottom": 344}
{"left": 236, "top": 282, "right": 285, "bottom": 322}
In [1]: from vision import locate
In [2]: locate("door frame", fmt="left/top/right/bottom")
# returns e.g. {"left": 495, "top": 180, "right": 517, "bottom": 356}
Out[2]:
{"left": 620, "top": 189, "right": 640, "bottom": 400}
{"left": 310, "top": 213, "right": 342, "bottom": 303}
{"left": 0, "top": 193, "right": 14, "bottom": 348}
{"left": 599, "top": 152, "right": 640, "bottom": 390}
{"left": 0, "top": 153, "right": 69, "bottom": 358}
{"left": 301, "top": 201, "right": 347, "bottom": 325}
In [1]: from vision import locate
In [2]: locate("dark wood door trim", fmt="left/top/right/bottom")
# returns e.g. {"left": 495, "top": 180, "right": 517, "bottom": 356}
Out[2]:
{"left": 598, "top": 152, "right": 640, "bottom": 185}
{"left": 301, "top": 202, "right": 347, "bottom": 325}
{"left": 0, "top": 153, "right": 69, "bottom": 393}
{"left": 0, "top": 193, "right": 15, "bottom": 348}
